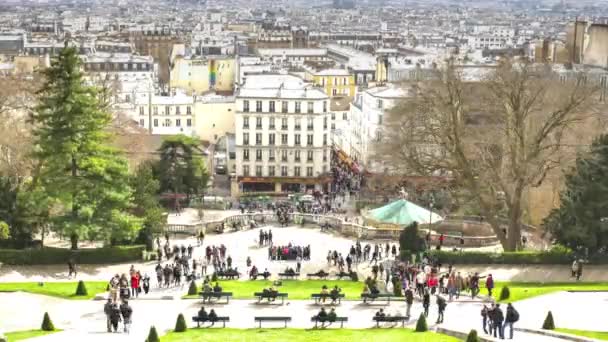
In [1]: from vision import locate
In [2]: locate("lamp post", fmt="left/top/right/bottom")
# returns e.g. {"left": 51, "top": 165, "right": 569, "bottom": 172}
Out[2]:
{"left": 428, "top": 195, "right": 435, "bottom": 239}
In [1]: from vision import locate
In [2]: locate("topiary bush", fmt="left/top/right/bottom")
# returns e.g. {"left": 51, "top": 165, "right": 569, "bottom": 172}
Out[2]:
{"left": 499, "top": 286, "right": 510, "bottom": 301}
{"left": 75, "top": 280, "right": 88, "bottom": 296}
{"left": 187, "top": 281, "right": 198, "bottom": 296}
{"left": 146, "top": 325, "right": 160, "bottom": 342}
{"left": 349, "top": 271, "right": 359, "bottom": 282}
{"left": 415, "top": 313, "right": 428, "bottom": 332}
{"left": 466, "top": 329, "right": 480, "bottom": 342}
{"left": 542, "top": 311, "right": 555, "bottom": 330}
{"left": 211, "top": 272, "right": 218, "bottom": 282}
{"left": 174, "top": 313, "right": 187, "bottom": 332}
{"left": 41, "top": 312, "right": 55, "bottom": 331}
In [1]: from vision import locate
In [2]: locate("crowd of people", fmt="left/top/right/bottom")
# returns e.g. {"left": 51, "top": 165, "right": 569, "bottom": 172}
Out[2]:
{"left": 269, "top": 243, "right": 311, "bottom": 261}
{"left": 258, "top": 229, "right": 273, "bottom": 246}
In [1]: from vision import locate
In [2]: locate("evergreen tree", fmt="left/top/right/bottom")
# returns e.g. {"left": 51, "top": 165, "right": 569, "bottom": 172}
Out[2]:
{"left": 30, "top": 46, "right": 140, "bottom": 249}
{"left": 146, "top": 325, "right": 160, "bottom": 342}
{"left": 543, "top": 134, "right": 608, "bottom": 256}
{"left": 131, "top": 161, "right": 165, "bottom": 250}
{"left": 75, "top": 280, "right": 88, "bottom": 296}
{"left": 187, "top": 281, "right": 198, "bottom": 296}
{"left": 499, "top": 286, "right": 510, "bottom": 301}
{"left": 542, "top": 311, "right": 555, "bottom": 330}
{"left": 41, "top": 312, "right": 55, "bottom": 331}
{"left": 415, "top": 313, "right": 428, "bottom": 332}
{"left": 466, "top": 329, "right": 480, "bottom": 342}
{"left": 174, "top": 313, "right": 187, "bottom": 332}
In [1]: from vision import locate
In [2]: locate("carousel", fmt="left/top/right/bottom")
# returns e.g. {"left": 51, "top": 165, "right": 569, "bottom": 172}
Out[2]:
{"left": 362, "top": 199, "right": 443, "bottom": 229}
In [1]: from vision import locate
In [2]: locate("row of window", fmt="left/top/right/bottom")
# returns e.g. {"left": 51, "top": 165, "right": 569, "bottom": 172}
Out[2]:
{"left": 242, "top": 165, "right": 324, "bottom": 177}
{"left": 243, "top": 100, "right": 327, "bottom": 114}
{"left": 139, "top": 106, "right": 192, "bottom": 116}
{"left": 242, "top": 116, "right": 328, "bottom": 130}
{"left": 319, "top": 77, "right": 350, "bottom": 86}
{"left": 140, "top": 118, "right": 192, "bottom": 128}
{"left": 242, "top": 133, "right": 327, "bottom": 146}
{"left": 242, "top": 149, "right": 328, "bottom": 162}
{"left": 84, "top": 62, "right": 152, "bottom": 72}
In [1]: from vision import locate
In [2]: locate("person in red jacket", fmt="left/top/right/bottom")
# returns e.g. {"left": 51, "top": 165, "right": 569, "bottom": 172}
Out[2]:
{"left": 130, "top": 273, "right": 140, "bottom": 298}
{"left": 427, "top": 275, "right": 439, "bottom": 295}
{"left": 485, "top": 273, "right": 494, "bottom": 297}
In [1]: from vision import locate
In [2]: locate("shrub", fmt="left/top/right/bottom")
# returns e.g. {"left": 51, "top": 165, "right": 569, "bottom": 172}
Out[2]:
{"left": 499, "top": 286, "right": 510, "bottom": 301}
{"left": 41, "top": 312, "right": 55, "bottom": 331}
{"left": 187, "top": 281, "right": 198, "bottom": 296}
{"left": 0, "top": 245, "right": 145, "bottom": 265}
{"left": 415, "top": 313, "right": 428, "bottom": 332}
{"left": 146, "top": 326, "right": 160, "bottom": 342}
{"left": 174, "top": 313, "right": 187, "bottom": 332}
{"left": 211, "top": 273, "right": 218, "bottom": 282}
{"left": 466, "top": 329, "right": 480, "bottom": 342}
{"left": 542, "top": 311, "right": 555, "bottom": 330}
{"left": 75, "top": 280, "right": 88, "bottom": 296}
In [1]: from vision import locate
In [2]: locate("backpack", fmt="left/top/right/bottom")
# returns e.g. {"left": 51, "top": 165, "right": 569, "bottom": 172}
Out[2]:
{"left": 512, "top": 309, "right": 519, "bottom": 322}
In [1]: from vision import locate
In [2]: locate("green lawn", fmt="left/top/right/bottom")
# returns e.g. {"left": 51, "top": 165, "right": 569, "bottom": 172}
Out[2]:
{"left": 5, "top": 329, "right": 61, "bottom": 341}
{"left": 162, "top": 328, "right": 459, "bottom": 342}
{"left": 0, "top": 281, "right": 108, "bottom": 300}
{"left": 184, "top": 280, "right": 367, "bottom": 300}
{"left": 555, "top": 328, "right": 608, "bottom": 341}
{"left": 489, "top": 282, "right": 608, "bottom": 303}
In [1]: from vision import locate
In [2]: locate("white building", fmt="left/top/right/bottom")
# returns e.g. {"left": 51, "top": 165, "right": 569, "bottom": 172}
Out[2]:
{"left": 131, "top": 92, "right": 195, "bottom": 136}
{"left": 233, "top": 74, "right": 332, "bottom": 195}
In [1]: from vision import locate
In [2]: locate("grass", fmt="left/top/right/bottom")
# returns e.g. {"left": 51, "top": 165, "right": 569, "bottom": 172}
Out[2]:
{"left": 183, "top": 280, "right": 367, "bottom": 300}
{"left": 162, "top": 328, "right": 459, "bottom": 342}
{"left": 488, "top": 282, "right": 608, "bottom": 303}
{"left": 5, "top": 329, "right": 61, "bottom": 341}
{"left": 0, "top": 281, "right": 108, "bottom": 300}
{"left": 555, "top": 328, "right": 608, "bottom": 341}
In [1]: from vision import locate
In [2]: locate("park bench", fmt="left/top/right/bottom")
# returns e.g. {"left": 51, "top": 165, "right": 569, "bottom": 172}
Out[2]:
{"left": 198, "top": 291, "right": 233, "bottom": 304}
{"left": 336, "top": 271, "right": 354, "bottom": 280}
{"left": 278, "top": 272, "right": 300, "bottom": 280}
{"left": 311, "top": 315, "right": 348, "bottom": 328}
{"left": 361, "top": 293, "right": 393, "bottom": 304}
{"left": 191, "top": 316, "right": 230, "bottom": 328}
{"left": 215, "top": 270, "right": 240, "bottom": 280}
{"left": 310, "top": 293, "right": 345, "bottom": 304}
{"left": 254, "top": 292, "right": 288, "bottom": 304}
{"left": 372, "top": 316, "right": 408, "bottom": 327}
{"left": 254, "top": 316, "right": 292, "bottom": 328}
{"left": 306, "top": 271, "right": 329, "bottom": 280}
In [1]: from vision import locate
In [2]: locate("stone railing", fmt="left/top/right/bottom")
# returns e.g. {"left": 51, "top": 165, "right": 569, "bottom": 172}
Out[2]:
{"left": 444, "top": 215, "right": 537, "bottom": 232}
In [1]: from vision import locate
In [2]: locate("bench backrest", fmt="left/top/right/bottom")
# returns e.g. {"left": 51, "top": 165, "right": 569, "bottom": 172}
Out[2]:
{"left": 254, "top": 317, "right": 292, "bottom": 321}
{"left": 254, "top": 292, "right": 288, "bottom": 296}
{"left": 312, "top": 316, "right": 348, "bottom": 321}
{"left": 311, "top": 293, "right": 345, "bottom": 297}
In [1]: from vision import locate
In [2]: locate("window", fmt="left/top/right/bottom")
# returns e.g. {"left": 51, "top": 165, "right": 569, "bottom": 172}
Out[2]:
{"left": 377, "top": 99, "right": 384, "bottom": 109}
{"left": 269, "top": 117, "right": 275, "bottom": 129}
{"left": 256, "top": 133, "right": 262, "bottom": 145}
{"left": 269, "top": 133, "right": 275, "bottom": 145}
{"left": 153, "top": 119, "right": 158, "bottom": 127}
{"left": 255, "top": 149, "right": 262, "bottom": 161}
{"left": 295, "top": 118, "right": 301, "bottom": 130}
{"left": 165, "top": 106, "right": 170, "bottom": 115}
{"left": 269, "top": 101, "right": 275, "bottom": 113}
{"left": 307, "top": 101, "right": 314, "bottom": 114}
{"left": 269, "top": 150, "right": 275, "bottom": 161}
{"left": 281, "top": 134, "right": 288, "bottom": 145}
{"left": 331, "top": 122, "right": 335, "bottom": 130}
{"left": 323, "top": 101, "right": 327, "bottom": 112}
{"left": 294, "top": 166, "right": 301, "bottom": 177}
{"left": 281, "top": 166, "right": 288, "bottom": 176}
{"left": 378, "top": 115, "right": 383, "bottom": 125}
{"left": 323, "top": 133, "right": 327, "bottom": 146}
{"left": 307, "top": 150, "right": 313, "bottom": 162}
{"left": 243, "top": 133, "right": 249, "bottom": 145}
{"left": 295, "top": 150, "right": 301, "bottom": 162}
{"left": 307, "top": 134, "right": 313, "bottom": 146}
{"left": 163, "top": 118, "right": 171, "bottom": 127}
{"left": 343, "top": 112, "right": 347, "bottom": 120}
{"left": 243, "top": 116, "right": 249, "bottom": 129}
{"left": 256, "top": 100, "right": 262, "bottom": 112}
{"left": 175, "top": 106, "right": 181, "bottom": 115}
{"left": 306, "top": 167, "right": 313, "bottom": 177}
{"left": 139, "top": 119, "right": 144, "bottom": 127}
{"left": 268, "top": 165, "right": 275, "bottom": 176}
{"left": 153, "top": 106, "right": 158, "bottom": 115}
{"left": 295, "top": 134, "right": 301, "bottom": 146}
{"left": 282, "top": 101, "right": 288, "bottom": 113}
{"left": 187, "top": 119, "right": 192, "bottom": 127}
{"left": 323, "top": 149, "right": 327, "bottom": 162}
{"left": 176, "top": 119, "right": 181, "bottom": 127}
{"left": 186, "top": 106, "right": 191, "bottom": 114}
{"left": 243, "top": 100, "right": 250, "bottom": 112}
{"left": 281, "top": 150, "right": 288, "bottom": 162}
{"left": 295, "top": 101, "right": 301, "bottom": 113}
{"left": 139, "top": 106, "right": 144, "bottom": 115}
{"left": 243, "top": 149, "right": 250, "bottom": 161}
{"left": 307, "top": 117, "right": 314, "bottom": 130}
{"left": 281, "top": 118, "right": 288, "bottom": 130}
{"left": 331, "top": 112, "right": 335, "bottom": 120}
{"left": 243, "top": 165, "right": 250, "bottom": 176}
{"left": 323, "top": 117, "right": 328, "bottom": 129}
{"left": 255, "top": 165, "right": 262, "bottom": 176}
{"left": 256, "top": 117, "right": 262, "bottom": 129}
{"left": 323, "top": 165, "right": 327, "bottom": 173}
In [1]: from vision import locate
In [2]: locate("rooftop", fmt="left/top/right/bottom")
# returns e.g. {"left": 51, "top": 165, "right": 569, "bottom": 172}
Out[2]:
{"left": 238, "top": 74, "right": 328, "bottom": 100}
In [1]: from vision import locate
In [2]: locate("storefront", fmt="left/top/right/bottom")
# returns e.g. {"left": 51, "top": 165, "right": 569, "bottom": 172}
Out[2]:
{"left": 236, "top": 176, "right": 332, "bottom": 195}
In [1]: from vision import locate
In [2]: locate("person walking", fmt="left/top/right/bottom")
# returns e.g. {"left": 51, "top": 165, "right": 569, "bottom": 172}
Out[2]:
{"left": 503, "top": 303, "right": 519, "bottom": 339}
{"left": 120, "top": 300, "right": 133, "bottom": 333}
{"left": 481, "top": 304, "right": 489, "bottom": 334}
{"left": 103, "top": 298, "right": 113, "bottom": 332}
{"left": 486, "top": 274, "right": 495, "bottom": 298}
{"left": 130, "top": 272, "right": 140, "bottom": 298}
{"left": 67, "top": 259, "right": 77, "bottom": 278}
{"left": 109, "top": 303, "right": 122, "bottom": 333}
{"left": 436, "top": 295, "right": 447, "bottom": 324}
{"left": 422, "top": 289, "right": 430, "bottom": 317}
{"left": 404, "top": 286, "right": 414, "bottom": 319}
{"left": 493, "top": 303, "right": 505, "bottom": 339}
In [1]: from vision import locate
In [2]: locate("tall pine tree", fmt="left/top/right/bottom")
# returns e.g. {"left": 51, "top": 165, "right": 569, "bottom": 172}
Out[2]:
{"left": 543, "top": 134, "right": 608, "bottom": 256}
{"left": 31, "top": 46, "right": 140, "bottom": 249}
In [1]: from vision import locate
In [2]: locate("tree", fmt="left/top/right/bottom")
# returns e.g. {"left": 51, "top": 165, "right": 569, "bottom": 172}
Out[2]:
{"left": 31, "top": 46, "right": 140, "bottom": 249}
{"left": 399, "top": 222, "right": 425, "bottom": 257}
{"left": 415, "top": 313, "right": 428, "bottom": 332}
{"left": 543, "top": 134, "right": 608, "bottom": 256}
{"left": 542, "top": 311, "right": 555, "bottom": 330}
{"left": 131, "top": 161, "right": 165, "bottom": 250}
{"left": 378, "top": 61, "right": 599, "bottom": 251}
{"left": 41, "top": 312, "right": 55, "bottom": 331}
{"left": 174, "top": 313, "right": 187, "bottom": 332}
{"left": 466, "top": 329, "right": 480, "bottom": 342}
{"left": 0, "top": 221, "right": 9, "bottom": 240}
{"left": 75, "top": 280, "right": 88, "bottom": 296}
{"left": 146, "top": 326, "right": 160, "bottom": 342}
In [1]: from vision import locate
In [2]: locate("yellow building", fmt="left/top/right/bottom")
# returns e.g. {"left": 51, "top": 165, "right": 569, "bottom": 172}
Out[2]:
{"left": 193, "top": 94, "right": 236, "bottom": 143}
{"left": 170, "top": 55, "right": 236, "bottom": 94}
{"left": 306, "top": 68, "right": 355, "bottom": 97}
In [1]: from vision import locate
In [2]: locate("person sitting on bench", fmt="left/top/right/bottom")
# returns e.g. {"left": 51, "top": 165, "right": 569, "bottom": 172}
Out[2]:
{"left": 317, "top": 307, "right": 328, "bottom": 324}
{"left": 370, "top": 284, "right": 380, "bottom": 295}
{"left": 213, "top": 282, "right": 222, "bottom": 293}
{"left": 197, "top": 306, "right": 208, "bottom": 321}
{"left": 262, "top": 286, "right": 278, "bottom": 302}
{"left": 208, "top": 309, "right": 218, "bottom": 326}
{"left": 262, "top": 268, "right": 271, "bottom": 280}
{"left": 320, "top": 285, "right": 330, "bottom": 303}
{"left": 375, "top": 309, "right": 386, "bottom": 319}
{"left": 202, "top": 283, "right": 212, "bottom": 300}
{"left": 327, "top": 308, "right": 337, "bottom": 323}
{"left": 330, "top": 285, "right": 342, "bottom": 304}
{"left": 284, "top": 267, "right": 296, "bottom": 275}
{"left": 249, "top": 266, "right": 259, "bottom": 280}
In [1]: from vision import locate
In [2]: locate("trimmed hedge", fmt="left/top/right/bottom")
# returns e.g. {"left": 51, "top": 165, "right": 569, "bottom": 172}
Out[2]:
{"left": 420, "top": 250, "right": 608, "bottom": 265}
{"left": 41, "top": 312, "right": 55, "bottom": 331}
{"left": 0, "top": 245, "right": 145, "bottom": 265}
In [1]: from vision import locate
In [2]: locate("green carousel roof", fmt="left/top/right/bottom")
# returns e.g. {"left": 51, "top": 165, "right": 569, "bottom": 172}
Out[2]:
{"left": 367, "top": 199, "right": 443, "bottom": 226}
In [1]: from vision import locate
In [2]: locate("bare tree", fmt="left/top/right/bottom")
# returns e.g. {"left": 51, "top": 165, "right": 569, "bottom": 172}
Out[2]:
{"left": 377, "top": 61, "right": 601, "bottom": 251}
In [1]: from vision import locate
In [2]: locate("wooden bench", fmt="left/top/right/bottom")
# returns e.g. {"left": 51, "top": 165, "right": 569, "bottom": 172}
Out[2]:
{"left": 336, "top": 272, "right": 354, "bottom": 280}
{"left": 215, "top": 271, "right": 240, "bottom": 280}
{"left": 311, "top": 316, "right": 348, "bottom": 328}
{"left": 191, "top": 316, "right": 229, "bottom": 328}
{"left": 278, "top": 272, "right": 300, "bottom": 280}
{"left": 373, "top": 316, "right": 408, "bottom": 327}
{"left": 199, "top": 291, "right": 233, "bottom": 304}
{"left": 254, "top": 292, "right": 288, "bottom": 304}
{"left": 310, "top": 293, "right": 345, "bottom": 304}
{"left": 361, "top": 293, "right": 393, "bottom": 303}
{"left": 254, "top": 316, "right": 292, "bottom": 328}
{"left": 307, "top": 271, "right": 329, "bottom": 280}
